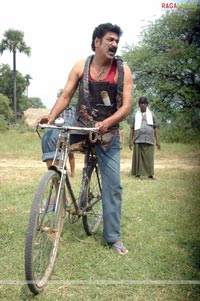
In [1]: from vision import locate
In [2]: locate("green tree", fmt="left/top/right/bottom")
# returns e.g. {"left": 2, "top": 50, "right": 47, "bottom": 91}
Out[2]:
{"left": 28, "top": 97, "right": 46, "bottom": 109}
{"left": 0, "top": 64, "right": 27, "bottom": 112}
{"left": 0, "top": 93, "right": 13, "bottom": 129}
{"left": 0, "top": 29, "right": 31, "bottom": 124}
{"left": 122, "top": 8, "right": 200, "bottom": 142}
{"left": 24, "top": 74, "right": 32, "bottom": 97}
{"left": 0, "top": 64, "right": 13, "bottom": 107}
{"left": 0, "top": 64, "right": 46, "bottom": 119}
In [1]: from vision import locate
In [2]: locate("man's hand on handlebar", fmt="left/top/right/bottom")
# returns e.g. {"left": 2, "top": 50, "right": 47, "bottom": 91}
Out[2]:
{"left": 35, "top": 115, "right": 54, "bottom": 127}
{"left": 95, "top": 121, "right": 108, "bottom": 135}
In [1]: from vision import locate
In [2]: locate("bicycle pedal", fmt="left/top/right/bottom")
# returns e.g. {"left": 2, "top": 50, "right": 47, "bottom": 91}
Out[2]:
{"left": 51, "top": 228, "right": 58, "bottom": 233}
{"left": 40, "top": 226, "right": 50, "bottom": 232}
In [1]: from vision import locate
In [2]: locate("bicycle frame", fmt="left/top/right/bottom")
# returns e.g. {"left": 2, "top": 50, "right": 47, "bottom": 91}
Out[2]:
{"left": 38, "top": 123, "right": 99, "bottom": 217}
{"left": 25, "top": 123, "right": 102, "bottom": 295}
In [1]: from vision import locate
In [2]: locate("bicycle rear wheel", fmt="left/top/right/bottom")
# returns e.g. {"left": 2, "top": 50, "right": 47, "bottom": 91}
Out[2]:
{"left": 81, "top": 162, "right": 103, "bottom": 235}
{"left": 25, "top": 170, "right": 65, "bottom": 294}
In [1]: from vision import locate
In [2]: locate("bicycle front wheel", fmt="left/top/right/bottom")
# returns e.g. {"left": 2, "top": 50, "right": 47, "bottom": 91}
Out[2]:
{"left": 81, "top": 163, "right": 102, "bottom": 235}
{"left": 25, "top": 170, "right": 65, "bottom": 294}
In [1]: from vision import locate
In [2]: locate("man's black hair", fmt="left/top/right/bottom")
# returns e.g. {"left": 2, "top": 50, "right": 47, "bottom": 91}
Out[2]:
{"left": 91, "top": 23, "right": 123, "bottom": 51}
{"left": 138, "top": 96, "right": 149, "bottom": 104}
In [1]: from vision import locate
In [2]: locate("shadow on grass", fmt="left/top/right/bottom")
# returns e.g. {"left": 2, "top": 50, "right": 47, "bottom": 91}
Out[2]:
{"left": 181, "top": 240, "right": 200, "bottom": 272}
{"left": 20, "top": 284, "right": 36, "bottom": 300}
{"left": 62, "top": 215, "right": 103, "bottom": 243}
{"left": 179, "top": 240, "right": 200, "bottom": 299}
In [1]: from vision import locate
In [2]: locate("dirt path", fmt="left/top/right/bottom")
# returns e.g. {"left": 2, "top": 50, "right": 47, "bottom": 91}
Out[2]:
{"left": 0, "top": 154, "right": 199, "bottom": 185}
{"left": 0, "top": 156, "right": 199, "bottom": 170}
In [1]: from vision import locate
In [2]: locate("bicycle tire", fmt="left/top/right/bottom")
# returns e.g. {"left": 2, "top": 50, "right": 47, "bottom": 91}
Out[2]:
{"left": 81, "top": 162, "right": 103, "bottom": 235}
{"left": 25, "top": 170, "right": 65, "bottom": 294}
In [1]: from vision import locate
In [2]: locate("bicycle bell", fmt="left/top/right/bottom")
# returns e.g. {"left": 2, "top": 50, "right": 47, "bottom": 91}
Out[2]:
{"left": 54, "top": 117, "right": 65, "bottom": 127}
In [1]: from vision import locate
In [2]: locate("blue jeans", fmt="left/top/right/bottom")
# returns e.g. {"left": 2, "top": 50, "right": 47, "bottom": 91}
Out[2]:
{"left": 42, "top": 130, "right": 122, "bottom": 243}
{"left": 95, "top": 134, "right": 122, "bottom": 243}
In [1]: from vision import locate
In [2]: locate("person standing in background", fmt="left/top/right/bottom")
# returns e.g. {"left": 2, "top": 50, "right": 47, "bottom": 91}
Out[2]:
{"left": 129, "top": 96, "right": 160, "bottom": 179}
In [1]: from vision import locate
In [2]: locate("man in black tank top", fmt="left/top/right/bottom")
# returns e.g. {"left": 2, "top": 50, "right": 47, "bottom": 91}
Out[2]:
{"left": 36, "top": 23, "right": 133, "bottom": 255}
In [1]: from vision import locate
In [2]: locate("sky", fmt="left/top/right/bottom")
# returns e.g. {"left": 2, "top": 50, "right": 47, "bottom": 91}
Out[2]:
{"left": 1, "top": 0, "right": 167, "bottom": 108}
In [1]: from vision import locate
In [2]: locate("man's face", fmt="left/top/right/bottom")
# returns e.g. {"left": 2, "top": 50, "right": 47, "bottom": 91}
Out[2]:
{"left": 96, "top": 32, "right": 119, "bottom": 59}
{"left": 139, "top": 102, "right": 148, "bottom": 113}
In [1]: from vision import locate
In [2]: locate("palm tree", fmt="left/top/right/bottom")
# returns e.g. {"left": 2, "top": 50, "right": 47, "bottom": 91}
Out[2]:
{"left": 24, "top": 74, "right": 32, "bottom": 97}
{"left": 0, "top": 29, "right": 31, "bottom": 124}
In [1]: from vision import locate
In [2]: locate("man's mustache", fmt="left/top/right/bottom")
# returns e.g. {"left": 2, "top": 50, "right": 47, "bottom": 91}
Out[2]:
{"left": 108, "top": 46, "right": 117, "bottom": 53}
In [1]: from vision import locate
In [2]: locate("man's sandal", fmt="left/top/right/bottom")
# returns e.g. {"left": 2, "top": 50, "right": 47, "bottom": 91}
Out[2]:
{"left": 110, "top": 242, "right": 128, "bottom": 255}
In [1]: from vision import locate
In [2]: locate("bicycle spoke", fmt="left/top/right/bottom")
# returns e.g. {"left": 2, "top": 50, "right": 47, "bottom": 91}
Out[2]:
{"left": 81, "top": 163, "right": 103, "bottom": 235}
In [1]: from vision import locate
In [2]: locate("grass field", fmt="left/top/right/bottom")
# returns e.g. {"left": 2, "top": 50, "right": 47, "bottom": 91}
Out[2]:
{"left": 0, "top": 129, "right": 200, "bottom": 301}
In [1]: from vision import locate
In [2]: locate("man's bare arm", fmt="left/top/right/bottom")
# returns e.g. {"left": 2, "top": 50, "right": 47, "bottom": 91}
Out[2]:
{"left": 35, "top": 60, "right": 85, "bottom": 125}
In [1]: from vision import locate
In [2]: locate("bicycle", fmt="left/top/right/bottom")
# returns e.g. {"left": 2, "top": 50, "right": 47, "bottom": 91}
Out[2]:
{"left": 24, "top": 118, "right": 103, "bottom": 294}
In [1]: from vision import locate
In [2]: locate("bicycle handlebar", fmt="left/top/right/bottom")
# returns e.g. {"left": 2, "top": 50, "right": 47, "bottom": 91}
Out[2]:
{"left": 38, "top": 123, "right": 99, "bottom": 134}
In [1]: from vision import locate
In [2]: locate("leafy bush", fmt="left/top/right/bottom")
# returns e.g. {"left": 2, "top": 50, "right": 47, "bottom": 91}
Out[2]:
{"left": 160, "top": 123, "right": 200, "bottom": 143}
{"left": 0, "top": 115, "right": 8, "bottom": 130}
